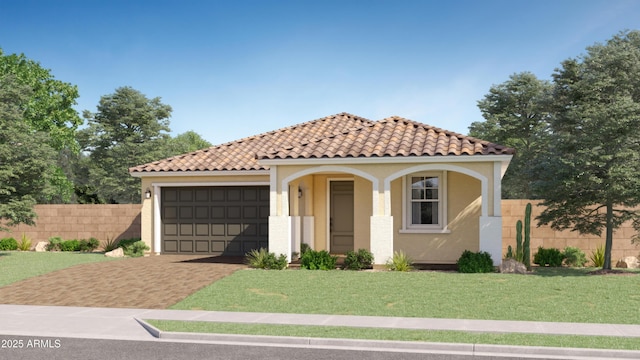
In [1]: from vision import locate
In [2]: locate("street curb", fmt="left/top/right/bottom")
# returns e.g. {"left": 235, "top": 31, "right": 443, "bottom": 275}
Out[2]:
{"left": 134, "top": 319, "right": 640, "bottom": 359}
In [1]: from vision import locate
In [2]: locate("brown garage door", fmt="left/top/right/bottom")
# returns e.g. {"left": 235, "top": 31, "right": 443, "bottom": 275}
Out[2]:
{"left": 161, "top": 186, "right": 269, "bottom": 255}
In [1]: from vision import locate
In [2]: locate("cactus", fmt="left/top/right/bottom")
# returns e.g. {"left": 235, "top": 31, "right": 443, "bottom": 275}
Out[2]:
{"left": 515, "top": 220, "right": 523, "bottom": 261}
{"left": 523, "top": 202, "right": 532, "bottom": 270}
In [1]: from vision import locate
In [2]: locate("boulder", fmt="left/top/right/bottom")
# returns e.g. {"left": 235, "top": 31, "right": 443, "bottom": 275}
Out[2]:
{"left": 105, "top": 247, "right": 124, "bottom": 258}
{"left": 615, "top": 256, "right": 639, "bottom": 269}
{"left": 499, "top": 258, "right": 528, "bottom": 274}
{"left": 34, "top": 241, "right": 48, "bottom": 252}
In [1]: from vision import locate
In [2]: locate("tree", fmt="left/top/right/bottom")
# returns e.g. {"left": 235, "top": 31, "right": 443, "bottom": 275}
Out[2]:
{"left": 469, "top": 72, "right": 553, "bottom": 198}
{"left": 81, "top": 87, "right": 172, "bottom": 203}
{"left": 0, "top": 75, "right": 58, "bottom": 229}
{"left": 0, "top": 48, "right": 82, "bottom": 151}
{"left": 165, "top": 130, "right": 212, "bottom": 155}
{"left": 536, "top": 30, "right": 640, "bottom": 270}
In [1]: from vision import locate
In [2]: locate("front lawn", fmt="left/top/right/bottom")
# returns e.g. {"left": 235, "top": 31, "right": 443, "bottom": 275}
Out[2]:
{"left": 0, "top": 251, "right": 118, "bottom": 287}
{"left": 171, "top": 267, "right": 640, "bottom": 324}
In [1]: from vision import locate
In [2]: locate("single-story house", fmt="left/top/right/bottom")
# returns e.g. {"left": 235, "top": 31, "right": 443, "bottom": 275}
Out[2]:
{"left": 129, "top": 113, "right": 514, "bottom": 265}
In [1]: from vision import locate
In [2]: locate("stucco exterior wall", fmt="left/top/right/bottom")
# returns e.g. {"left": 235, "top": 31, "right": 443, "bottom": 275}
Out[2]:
{"left": 391, "top": 172, "right": 482, "bottom": 263}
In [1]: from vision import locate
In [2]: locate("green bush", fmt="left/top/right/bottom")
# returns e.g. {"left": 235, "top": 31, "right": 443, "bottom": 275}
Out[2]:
{"left": 0, "top": 237, "right": 18, "bottom": 251}
{"left": 245, "top": 248, "right": 288, "bottom": 270}
{"left": 58, "top": 239, "right": 81, "bottom": 252}
{"left": 457, "top": 250, "right": 495, "bottom": 273}
{"left": 46, "top": 237, "right": 63, "bottom": 251}
{"left": 342, "top": 248, "right": 374, "bottom": 270}
{"left": 300, "top": 249, "right": 337, "bottom": 270}
{"left": 117, "top": 238, "right": 140, "bottom": 250}
{"left": 533, "top": 247, "right": 565, "bottom": 267}
{"left": 78, "top": 238, "right": 100, "bottom": 252}
{"left": 563, "top": 246, "right": 587, "bottom": 267}
{"left": 122, "top": 240, "right": 149, "bottom": 257}
{"left": 589, "top": 244, "right": 605, "bottom": 267}
{"left": 300, "top": 243, "right": 311, "bottom": 255}
{"left": 385, "top": 251, "right": 413, "bottom": 272}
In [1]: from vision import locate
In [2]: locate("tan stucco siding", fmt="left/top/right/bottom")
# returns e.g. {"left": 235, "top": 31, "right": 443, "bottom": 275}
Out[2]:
{"left": 391, "top": 172, "right": 481, "bottom": 263}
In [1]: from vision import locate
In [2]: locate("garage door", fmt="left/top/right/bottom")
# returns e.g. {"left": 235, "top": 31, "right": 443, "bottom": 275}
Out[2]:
{"left": 161, "top": 186, "right": 269, "bottom": 255}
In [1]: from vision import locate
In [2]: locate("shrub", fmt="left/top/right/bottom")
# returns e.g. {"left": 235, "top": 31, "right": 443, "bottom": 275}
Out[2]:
{"left": 589, "top": 244, "right": 605, "bottom": 267}
{"left": 17, "top": 234, "right": 32, "bottom": 251}
{"left": 245, "top": 248, "right": 288, "bottom": 270}
{"left": 300, "top": 243, "right": 311, "bottom": 255}
{"left": 102, "top": 236, "right": 119, "bottom": 252}
{"left": 563, "top": 246, "right": 587, "bottom": 267}
{"left": 46, "top": 236, "right": 63, "bottom": 251}
{"left": 300, "top": 249, "right": 337, "bottom": 270}
{"left": 78, "top": 238, "right": 100, "bottom": 252}
{"left": 59, "top": 239, "right": 81, "bottom": 252}
{"left": 457, "top": 250, "right": 495, "bottom": 273}
{"left": 117, "top": 238, "right": 140, "bottom": 250}
{"left": 533, "top": 247, "right": 565, "bottom": 267}
{"left": 385, "top": 251, "right": 413, "bottom": 272}
{"left": 121, "top": 240, "right": 149, "bottom": 257}
{"left": 0, "top": 237, "right": 18, "bottom": 251}
{"left": 342, "top": 248, "right": 374, "bottom": 270}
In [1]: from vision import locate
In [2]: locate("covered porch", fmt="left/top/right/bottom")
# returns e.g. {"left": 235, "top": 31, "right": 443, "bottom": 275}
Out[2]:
{"left": 264, "top": 160, "right": 508, "bottom": 266}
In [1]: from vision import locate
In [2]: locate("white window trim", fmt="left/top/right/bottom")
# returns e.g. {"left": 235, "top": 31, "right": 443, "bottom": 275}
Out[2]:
{"left": 400, "top": 171, "right": 450, "bottom": 234}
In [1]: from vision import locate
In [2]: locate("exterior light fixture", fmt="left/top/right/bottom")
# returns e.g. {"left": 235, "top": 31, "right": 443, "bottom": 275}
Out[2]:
{"left": 298, "top": 187, "right": 303, "bottom": 198}
{"left": 145, "top": 188, "right": 152, "bottom": 199}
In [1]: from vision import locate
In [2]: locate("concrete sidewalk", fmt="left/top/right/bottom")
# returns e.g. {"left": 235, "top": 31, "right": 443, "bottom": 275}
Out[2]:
{"left": 1, "top": 304, "right": 639, "bottom": 358}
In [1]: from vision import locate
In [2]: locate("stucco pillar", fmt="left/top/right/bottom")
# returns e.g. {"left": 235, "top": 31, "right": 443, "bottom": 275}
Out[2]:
{"left": 479, "top": 216, "right": 502, "bottom": 266}
{"left": 370, "top": 215, "right": 394, "bottom": 265}
{"left": 302, "top": 216, "right": 314, "bottom": 248}
{"left": 269, "top": 216, "right": 292, "bottom": 262}
{"left": 291, "top": 216, "right": 301, "bottom": 256}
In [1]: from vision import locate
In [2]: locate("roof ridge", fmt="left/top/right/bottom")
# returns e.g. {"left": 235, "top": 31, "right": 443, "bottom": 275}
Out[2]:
{"left": 381, "top": 116, "right": 504, "bottom": 146}
{"left": 214, "top": 112, "right": 375, "bottom": 148}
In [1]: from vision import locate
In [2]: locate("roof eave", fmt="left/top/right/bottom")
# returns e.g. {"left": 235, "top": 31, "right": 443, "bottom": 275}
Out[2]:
{"left": 257, "top": 154, "right": 514, "bottom": 166}
{"left": 129, "top": 169, "right": 271, "bottom": 178}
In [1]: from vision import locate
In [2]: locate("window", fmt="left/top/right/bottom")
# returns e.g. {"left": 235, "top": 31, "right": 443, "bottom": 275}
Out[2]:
{"left": 402, "top": 172, "right": 448, "bottom": 233}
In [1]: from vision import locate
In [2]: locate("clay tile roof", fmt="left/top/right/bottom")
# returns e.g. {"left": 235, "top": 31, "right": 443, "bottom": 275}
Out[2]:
{"left": 129, "top": 113, "right": 514, "bottom": 174}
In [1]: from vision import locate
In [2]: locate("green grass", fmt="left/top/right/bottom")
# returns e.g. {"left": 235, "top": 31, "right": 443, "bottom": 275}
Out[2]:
{"left": 146, "top": 320, "right": 640, "bottom": 350}
{"left": 172, "top": 267, "right": 640, "bottom": 324}
{"left": 0, "top": 251, "right": 118, "bottom": 287}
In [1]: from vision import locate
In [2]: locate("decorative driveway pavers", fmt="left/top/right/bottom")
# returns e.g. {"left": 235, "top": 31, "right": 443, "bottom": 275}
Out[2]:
{"left": 0, "top": 255, "right": 245, "bottom": 309}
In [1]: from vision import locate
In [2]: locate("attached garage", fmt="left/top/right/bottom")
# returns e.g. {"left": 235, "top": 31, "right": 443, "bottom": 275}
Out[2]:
{"left": 161, "top": 186, "right": 269, "bottom": 255}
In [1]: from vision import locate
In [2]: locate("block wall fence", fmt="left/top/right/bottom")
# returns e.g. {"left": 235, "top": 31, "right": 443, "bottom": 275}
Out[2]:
{"left": 0, "top": 202, "right": 637, "bottom": 259}
{"left": 0, "top": 204, "right": 141, "bottom": 245}
{"left": 502, "top": 200, "right": 639, "bottom": 261}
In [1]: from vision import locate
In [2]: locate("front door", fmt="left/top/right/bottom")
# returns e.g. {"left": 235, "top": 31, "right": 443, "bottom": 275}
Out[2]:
{"left": 330, "top": 181, "right": 354, "bottom": 254}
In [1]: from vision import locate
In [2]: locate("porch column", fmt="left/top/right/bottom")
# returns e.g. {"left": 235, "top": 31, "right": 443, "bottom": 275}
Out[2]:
{"left": 479, "top": 216, "right": 502, "bottom": 266}
{"left": 152, "top": 184, "right": 161, "bottom": 255}
{"left": 370, "top": 216, "right": 393, "bottom": 265}
{"left": 269, "top": 216, "right": 292, "bottom": 262}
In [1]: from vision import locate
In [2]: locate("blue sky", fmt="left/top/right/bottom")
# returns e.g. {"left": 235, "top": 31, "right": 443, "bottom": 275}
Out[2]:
{"left": 1, "top": 0, "right": 639, "bottom": 145}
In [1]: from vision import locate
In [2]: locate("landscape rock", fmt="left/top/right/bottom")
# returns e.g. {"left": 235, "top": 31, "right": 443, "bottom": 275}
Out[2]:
{"left": 499, "top": 258, "right": 528, "bottom": 274}
{"left": 105, "top": 248, "right": 124, "bottom": 258}
{"left": 615, "top": 256, "right": 639, "bottom": 269}
{"left": 34, "top": 242, "right": 48, "bottom": 252}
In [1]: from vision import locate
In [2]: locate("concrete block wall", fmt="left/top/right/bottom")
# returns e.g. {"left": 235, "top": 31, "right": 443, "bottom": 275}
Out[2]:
{"left": 0, "top": 204, "right": 141, "bottom": 245}
{"left": 1, "top": 202, "right": 637, "bottom": 262}
{"left": 502, "top": 200, "right": 639, "bottom": 262}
